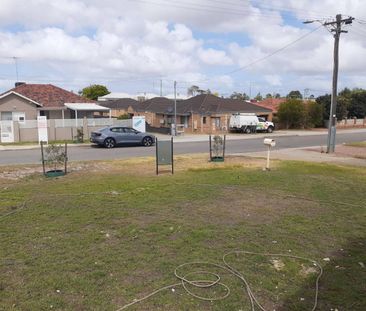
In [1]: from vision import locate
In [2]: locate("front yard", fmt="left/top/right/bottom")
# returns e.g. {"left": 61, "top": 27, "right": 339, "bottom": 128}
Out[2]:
{"left": 0, "top": 156, "right": 365, "bottom": 310}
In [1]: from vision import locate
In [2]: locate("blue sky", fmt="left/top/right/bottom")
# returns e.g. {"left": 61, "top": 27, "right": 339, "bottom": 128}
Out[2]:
{"left": 0, "top": 0, "right": 365, "bottom": 98}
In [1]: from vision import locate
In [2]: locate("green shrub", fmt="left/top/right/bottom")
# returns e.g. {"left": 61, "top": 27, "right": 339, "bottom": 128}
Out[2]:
{"left": 277, "top": 99, "right": 306, "bottom": 129}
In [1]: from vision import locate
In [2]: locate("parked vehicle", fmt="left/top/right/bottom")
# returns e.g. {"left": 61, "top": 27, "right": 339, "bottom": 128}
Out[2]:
{"left": 256, "top": 117, "right": 275, "bottom": 133}
{"left": 229, "top": 113, "right": 274, "bottom": 133}
{"left": 90, "top": 126, "right": 155, "bottom": 148}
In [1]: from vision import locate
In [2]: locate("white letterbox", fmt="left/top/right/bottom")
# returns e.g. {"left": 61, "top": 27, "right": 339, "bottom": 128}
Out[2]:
{"left": 264, "top": 138, "right": 276, "bottom": 147}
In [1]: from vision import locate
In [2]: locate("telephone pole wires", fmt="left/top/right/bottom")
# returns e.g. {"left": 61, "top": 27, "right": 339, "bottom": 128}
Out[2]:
{"left": 304, "top": 14, "right": 354, "bottom": 153}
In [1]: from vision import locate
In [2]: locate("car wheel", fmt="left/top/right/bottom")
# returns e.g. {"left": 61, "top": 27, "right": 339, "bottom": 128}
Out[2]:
{"left": 142, "top": 136, "right": 153, "bottom": 147}
{"left": 104, "top": 138, "right": 116, "bottom": 148}
{"left": 267, "top": 126, "right": 274, "bottom": 133}
{"left": 245, "top": 127, "right": 251, "bottom": 134}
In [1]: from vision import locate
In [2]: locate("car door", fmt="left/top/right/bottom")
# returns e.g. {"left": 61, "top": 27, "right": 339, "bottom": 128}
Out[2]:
{"left": 256, "top": 118, "right": 266, "bottom": 131}
{"left": 109, "top": 127, "right": 125, "bottom": 144}
{"left": 122, "top": 128, "right": 141, "bottom": 143}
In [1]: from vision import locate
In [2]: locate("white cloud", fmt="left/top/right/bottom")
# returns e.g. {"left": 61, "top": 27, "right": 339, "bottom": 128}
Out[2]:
{"left": 0, "top": 0, "right": 365, "bottom": 95}
{"left": 264, "top": 75, "right": 282, "bottom": 86}
{"left": 198, "top": 48, "right": 232, "bottom": 65}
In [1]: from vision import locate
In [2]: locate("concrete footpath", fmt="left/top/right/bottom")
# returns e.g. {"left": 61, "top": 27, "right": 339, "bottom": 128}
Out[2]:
{"left": 1, "top": 128, "right": 365, "bottom": 150}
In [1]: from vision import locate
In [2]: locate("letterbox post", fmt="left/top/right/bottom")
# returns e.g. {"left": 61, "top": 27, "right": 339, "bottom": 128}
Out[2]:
{"left": 263, "top": 138, "right": 276, "bottom": 171}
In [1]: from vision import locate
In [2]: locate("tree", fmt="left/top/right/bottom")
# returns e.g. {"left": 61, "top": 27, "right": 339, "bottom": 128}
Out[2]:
{"left": 316, "top": 94, "right": 331, "bottom": 120}
{"left": 254, "top": 92, "right": 263, "bottom": 101}
{"left": 315, "top": 87, "right": 366, "bottom": 125}
{"left": 286, "top": 90, "right": 303, "bottom": 99}
{"left": 349, "top": 88, "right": 366, "bottom": 118}
{"left": 274, "top": 93, "right": 281, "bottom": 98}
{"left": 265, "top": 93, "right": 273, "bottom": 99}
{"left": 187, "top": 85, "right": 200, "bottom": 97}
{"left": 81, "top": 84, "right": 110, "bottom": 100}
{"left": 197, "top": 88, "right": 211, "bottom": 95}
{"left": 306, "top": 101, "right": 324, "bottom": 128}
{"left": 337, "top": 92, "right": 351, "bottom": 120}
{"left": 230, "top": 92, "right": 249, "bottom": 100}
{"left": 277, "top": 99, "right": 306, "bottom": 129}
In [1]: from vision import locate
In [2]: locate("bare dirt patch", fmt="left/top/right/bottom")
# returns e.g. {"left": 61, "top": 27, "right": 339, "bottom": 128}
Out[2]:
{"left": 271, "top": 259, "right": 285, "bottom": 271}
{"left": 335, "top": 145, "right": 366, "bottom": 159}
{"left": 0, "top": 155, "right": 266, "bottom": 181}
{"left": 299, "top": 264, "right": 318, "bottom": 277}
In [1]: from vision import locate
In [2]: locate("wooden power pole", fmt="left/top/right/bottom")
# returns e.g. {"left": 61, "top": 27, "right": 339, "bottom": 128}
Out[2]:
{"left": 304, "top": 14, "right": 354, "bottom": 153}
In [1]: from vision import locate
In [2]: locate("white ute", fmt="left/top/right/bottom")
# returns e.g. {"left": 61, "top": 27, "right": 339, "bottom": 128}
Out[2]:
{"left": 229, "top": 113, "right": 274, "bottom": 133}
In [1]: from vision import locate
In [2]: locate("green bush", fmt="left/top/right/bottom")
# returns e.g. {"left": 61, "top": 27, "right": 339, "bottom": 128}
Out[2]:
{"left": 277, "top": 99, "right": 306, "bottom": 129}
{"left": 117, "top": 114, "right": 131, "bottom": 120}
{"left": 306, "top": 101, "right": 323, "bottom": 128}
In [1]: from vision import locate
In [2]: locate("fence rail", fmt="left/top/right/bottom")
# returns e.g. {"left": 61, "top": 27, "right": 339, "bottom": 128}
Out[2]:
{"left": 337, "top": 118, "right": 365, "bottom": 126}
{"left": 0, "top": 118, "right": 134, "bottom": 143}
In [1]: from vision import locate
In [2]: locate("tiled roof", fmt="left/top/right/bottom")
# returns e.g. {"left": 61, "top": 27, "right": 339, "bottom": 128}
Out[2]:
{"left": 98, "top": 98, "right": 139, "bottom": 110}
{"left": 136, "top": 97, "right": 190, "bottom": 115}
{"left": 255, "top": 98, "right": 286, "bottom": 113}
{"left": 3, "top": 84, "right": 94, "bottom": 108}
{"left": 134, "top": 94, "right": 272, "bottom": 115}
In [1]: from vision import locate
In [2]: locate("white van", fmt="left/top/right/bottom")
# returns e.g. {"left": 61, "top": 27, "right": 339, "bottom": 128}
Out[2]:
{"left": 229, "top": 113, "right": 274, "bottom": 133}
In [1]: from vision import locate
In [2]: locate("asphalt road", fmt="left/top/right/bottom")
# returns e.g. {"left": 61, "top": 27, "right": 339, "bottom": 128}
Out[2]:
{"left": 0, "top": 131, "right": 365, "bottom": 165}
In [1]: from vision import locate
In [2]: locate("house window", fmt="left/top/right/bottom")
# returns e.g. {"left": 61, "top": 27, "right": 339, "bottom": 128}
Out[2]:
{"left": 203, "top": 117, "right": 206, "bottom": 124}
{"left": 1, "top": 112, "right": 12, "bottom": 121}
{"left": 1, "top": 112, "right": 25, "bottom": 123}
{"left": 213, "top": 117, "right": 220, "bottom": 128}
{"left": 40, "top": 111, "right": 50, "bottom": 118}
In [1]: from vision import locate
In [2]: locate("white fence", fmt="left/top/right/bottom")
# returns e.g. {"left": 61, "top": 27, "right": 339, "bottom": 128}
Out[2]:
{"left": 337, "top": 118, "right": 365, "bottom": 127}
{"left": 15, "top": 118, "right": 132, "bottom": 129}
{"left": 0, "top": 118, "right": 133, "bottom": 143}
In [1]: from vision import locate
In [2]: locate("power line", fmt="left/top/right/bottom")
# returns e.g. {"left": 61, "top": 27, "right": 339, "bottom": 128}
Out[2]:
{"left": 174, "top": 25, "right": 322, "bottom": 86}
{"left": 227, "top": 26, "right": 322, "bottom": 75}
{"left": 249, "top": 0, "right": 330, "bottom": 19}
{"left": 129, "top": 0, "right": 323, "bottom": 20}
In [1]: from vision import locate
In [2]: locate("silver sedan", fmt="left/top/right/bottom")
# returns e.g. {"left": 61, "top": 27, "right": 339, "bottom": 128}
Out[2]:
{"left": 90, "top": 126, "right": 155, "bottom": 148}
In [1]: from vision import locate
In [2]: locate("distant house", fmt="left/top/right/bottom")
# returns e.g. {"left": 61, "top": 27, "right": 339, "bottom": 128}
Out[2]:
{"left": 132, "top": 94, "right": 272, "bottom": 133}
{"left": 98, "top": 92, "right": 161, "bottom": 102}
{"left": 255, "top": 98, "right": 287, "bottom": 115}
{"left": 98, "top": 92, "right": 192, "bottom": 102}
{"left": 0, "top": 83, "right": 110, "bottom": 122}
{"left": 98, "top": 98, "right": 140, "bottom": 118}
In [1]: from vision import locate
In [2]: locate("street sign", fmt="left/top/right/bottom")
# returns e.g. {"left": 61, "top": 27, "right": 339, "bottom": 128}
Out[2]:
{"left": 156, "top": 137, "right": 173, "bottom": 174}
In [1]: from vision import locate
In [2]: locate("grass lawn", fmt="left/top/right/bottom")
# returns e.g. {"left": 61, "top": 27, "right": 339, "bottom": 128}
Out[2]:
{"left": 0, "top": 156, "right": 365, "bottom": 310}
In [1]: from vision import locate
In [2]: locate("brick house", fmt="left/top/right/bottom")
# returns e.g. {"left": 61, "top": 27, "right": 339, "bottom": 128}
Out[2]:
{"left": 97, "top": 98, "right": 139, "bottom": 118}
{"left": 0, "top": 83, "right": 110, "bottom": 122}
{"left": 129, "top": 94, "right": 273, "bottom": 133}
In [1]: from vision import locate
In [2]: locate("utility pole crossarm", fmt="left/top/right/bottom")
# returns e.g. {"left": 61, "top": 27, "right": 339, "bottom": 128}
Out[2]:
{"left": 323, "top": 16, "right": 354, "bottom": 26}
